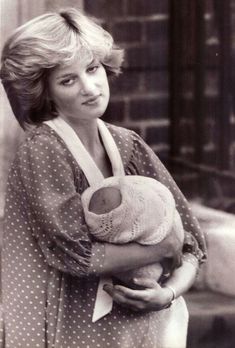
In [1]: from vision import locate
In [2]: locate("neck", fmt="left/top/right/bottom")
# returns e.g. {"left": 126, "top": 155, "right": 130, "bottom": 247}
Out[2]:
{"left": 62, "top": 117, "right": 102, "bottom": 155}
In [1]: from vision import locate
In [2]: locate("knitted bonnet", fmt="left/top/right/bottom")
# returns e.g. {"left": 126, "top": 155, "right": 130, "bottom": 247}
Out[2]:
{"left": 81, "top": 175, "right": 179, "bottom": 245}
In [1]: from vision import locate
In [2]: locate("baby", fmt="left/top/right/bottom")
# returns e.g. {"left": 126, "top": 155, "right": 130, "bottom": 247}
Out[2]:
{"left": 81, "top": 175, "right": 184, "bottom": 286}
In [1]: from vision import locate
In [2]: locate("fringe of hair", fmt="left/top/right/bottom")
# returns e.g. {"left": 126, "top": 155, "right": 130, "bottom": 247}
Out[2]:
{"left": 0, "top": 8, "right": 124, "bottom": 129}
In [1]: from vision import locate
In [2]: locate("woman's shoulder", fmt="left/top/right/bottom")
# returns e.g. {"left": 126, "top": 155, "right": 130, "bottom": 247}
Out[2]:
{"left": 104, "top": 122, "right": 152, "bottom": 172}
{"left": 105, "top": 122, "right": 137, "bottom": 156}
{"left": 106, "top": 121, "right": 133, "bottom": 136}
{"left": 14, "top": 123, "right": 74, "bottom": 166}
{"left": 106, "top": 122, "right": 150, "bottom": 154}
{"left": 19, "top": 123, "right": 67, "bottom": 152}
{"left": 105, "top": 122, "right": 142, "bottom": 145}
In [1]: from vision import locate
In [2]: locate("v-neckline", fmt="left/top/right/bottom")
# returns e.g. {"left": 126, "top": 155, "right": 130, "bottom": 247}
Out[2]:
{"left": 44, "top": 117, "right": 125, "bottom": 186}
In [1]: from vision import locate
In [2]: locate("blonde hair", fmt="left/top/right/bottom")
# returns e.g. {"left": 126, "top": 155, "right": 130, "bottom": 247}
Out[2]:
{"left": 0, "top": 8, "right": 124, "bottom": 128}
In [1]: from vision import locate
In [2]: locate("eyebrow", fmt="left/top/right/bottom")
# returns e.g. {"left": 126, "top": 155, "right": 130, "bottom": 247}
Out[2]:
{"left": 56, "top": 73, "right": 77, "bottom": 80}
{"left": 56, "top": 59, "right": 95, "bottom": 80}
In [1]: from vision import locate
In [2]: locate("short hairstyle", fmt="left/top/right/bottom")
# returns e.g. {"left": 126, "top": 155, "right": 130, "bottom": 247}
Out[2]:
{"left": 0, "top": 8, "right": 124, "bottom": 129}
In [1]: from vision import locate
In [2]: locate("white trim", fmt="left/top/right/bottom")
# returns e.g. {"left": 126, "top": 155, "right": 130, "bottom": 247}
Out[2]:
{"left": 44, "top": 117, "right": 125, "bottom": 186}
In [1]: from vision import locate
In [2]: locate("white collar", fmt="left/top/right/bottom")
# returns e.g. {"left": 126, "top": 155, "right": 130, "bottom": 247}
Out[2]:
{"left": 44, "top": 117, "right": 125, "bottom": 186}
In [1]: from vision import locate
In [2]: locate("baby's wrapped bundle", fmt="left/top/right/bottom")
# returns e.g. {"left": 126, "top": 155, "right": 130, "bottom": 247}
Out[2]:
{"left": 81, "top": 175, "right": 184, "bottom": 284}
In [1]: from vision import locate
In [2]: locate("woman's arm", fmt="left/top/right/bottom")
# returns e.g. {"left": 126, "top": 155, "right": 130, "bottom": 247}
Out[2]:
{"left": 103, "top": 253, "right": 198, "bottom": 311}
{"left": 90, "top": 231, "right": 182, "bottom": 276}
{"left": 162, "top": 253, "right": 198, "bottom": 300}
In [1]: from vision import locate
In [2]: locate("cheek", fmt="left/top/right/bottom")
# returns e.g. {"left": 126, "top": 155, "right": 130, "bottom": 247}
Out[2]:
{"left": 101, "top": 73, "right": 110, "bottom": 96}
{"left": 98, "top": 66, "right": 109, "bottom": 86}
{"left": 52, "top": 87, "right": 79, "bottom": 103}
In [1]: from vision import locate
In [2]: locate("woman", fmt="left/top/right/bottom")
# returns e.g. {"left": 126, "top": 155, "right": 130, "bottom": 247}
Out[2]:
{"left": 0, "top": 8, "right": 207, "bottom": 348}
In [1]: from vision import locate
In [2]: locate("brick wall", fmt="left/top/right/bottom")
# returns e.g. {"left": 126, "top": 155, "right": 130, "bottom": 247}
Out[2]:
{"left": 168, "top": 0, "right": 235, "bottom": 212}
{"left": 84, "top": 0, "right": 170, "bottom": 160}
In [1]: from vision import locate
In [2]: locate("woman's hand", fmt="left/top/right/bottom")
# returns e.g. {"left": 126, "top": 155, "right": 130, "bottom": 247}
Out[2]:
{"left": 103, "top": 256, "right": 199, "bottom": 313}
{"left": 103, "top": 278, "right": 173, "bottom": 312}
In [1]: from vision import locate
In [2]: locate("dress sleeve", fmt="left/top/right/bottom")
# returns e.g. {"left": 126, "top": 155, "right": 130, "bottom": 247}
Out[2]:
{"left": 14, "top": 130, "right": 105, "bottom": 277}
{"left": 127, "top": 131, "right": 207, "bottom": 265}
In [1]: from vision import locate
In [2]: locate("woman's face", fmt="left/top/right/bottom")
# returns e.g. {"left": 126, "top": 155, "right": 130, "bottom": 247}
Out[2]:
{"left": 48, "top": 54, "right": 110, "bottom": 123}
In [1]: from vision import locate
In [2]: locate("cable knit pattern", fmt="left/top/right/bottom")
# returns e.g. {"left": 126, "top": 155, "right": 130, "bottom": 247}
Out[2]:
{"left": 82, "top": 175, "right": 183, "bottom": 244}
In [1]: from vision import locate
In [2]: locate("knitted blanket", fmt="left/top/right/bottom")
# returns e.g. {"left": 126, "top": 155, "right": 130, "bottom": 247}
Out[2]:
{"left": 82, "top": 175, "right": 184, "bottom": 285}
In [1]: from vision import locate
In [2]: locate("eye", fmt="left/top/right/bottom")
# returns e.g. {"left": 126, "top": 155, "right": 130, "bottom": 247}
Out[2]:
{"left": 87, "top": 65, "right": 100, "bottom": 73}
{"left": 60, "top": 77, "right": 76, "bottom": 86}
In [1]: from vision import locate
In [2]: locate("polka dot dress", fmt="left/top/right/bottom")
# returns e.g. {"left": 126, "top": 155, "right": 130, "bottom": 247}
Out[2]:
{"left": 1, "top": 123, "right": 207, "bottom": 347}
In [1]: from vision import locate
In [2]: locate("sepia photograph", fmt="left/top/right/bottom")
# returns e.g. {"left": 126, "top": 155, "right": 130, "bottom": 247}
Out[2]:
{"left": 0, "top": 1, "right": 235, "bottom": 347}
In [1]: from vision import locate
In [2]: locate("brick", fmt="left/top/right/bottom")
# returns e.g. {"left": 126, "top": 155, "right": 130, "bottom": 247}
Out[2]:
{"left": 126, "top": 43, "right": 168, "bottom": 69}
{"left": 143, "top": 71, "right": 168, "bottom": 93}
{"left": 172, "top": 99, "right": 194, "bottom": 120}
{"left": 84, "top": 0, "right": 124, "bottom": 18}
{"left": 178, "top": 120, "right": 195, "bottom": 147}
{"left": 205, "top": 0, "right": 214, "bottom": 14}
{"left": 204, "top": 97, "right": 219, "bottom": 120}
{"left": 129, "top": 98, "right": 168, "bottom": 120}
{"left": 203, "top": 118, "right": 217, "bottom": 146}
{"left": 102, "top": 99, "right": 125, "bottom": 123}
{"left": 145, "top": 125, "right": 169, "bottom": 146}
{"left": 126, "top": 0, "right": 169, "bottom": 16}
{"left": 179, "top": 148, "right": 196, "bottom": 163}
{"left": 180, "top": 73, "right": 195, "bottom": 94}
{"left": 200, "top": 148, "right": 218, "bottom": 167}
{"left": 205, "top": 71, "right": 219, "bottom": 95}
{"left": 205, "top": 43, "right": 220, "bottom": 68}
{"left": 172, "top": 97, "right": 219, "bottom": 129}
{"left": 145, "top": 19, "right": 168, "bottom": 42}
{"left": 205, "top": 17, "right": 216, "bottom": 42}
{"left": 109, "top": 71, "right": 141, "bottom": 95}
{"left": 111, "top": 21, "right": 142, "bottom": 43}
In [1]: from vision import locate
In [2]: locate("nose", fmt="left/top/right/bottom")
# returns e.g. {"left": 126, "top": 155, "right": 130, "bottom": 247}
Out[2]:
{"left": 80, "top": 75, "right": 97, "bottom": 96}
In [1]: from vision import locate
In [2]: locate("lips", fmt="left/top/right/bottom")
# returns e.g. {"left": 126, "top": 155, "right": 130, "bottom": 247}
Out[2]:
{"left": 82, "top": 95, "right": 101, "bottom": 105}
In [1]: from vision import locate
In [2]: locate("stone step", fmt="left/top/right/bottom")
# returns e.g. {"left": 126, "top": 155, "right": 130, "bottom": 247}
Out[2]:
{"left": 185, "top": 290, "right": 235, "bottom": 348}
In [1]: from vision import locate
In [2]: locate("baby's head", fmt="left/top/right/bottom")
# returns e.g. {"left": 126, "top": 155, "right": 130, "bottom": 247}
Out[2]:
{"left": 81, "top": 175, "right": 178, "bottom": 245}
{"left": 88, "top": 186, "right": 122, "bottom": 215}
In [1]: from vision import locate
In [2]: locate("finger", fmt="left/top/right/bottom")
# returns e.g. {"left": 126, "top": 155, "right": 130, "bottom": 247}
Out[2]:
{"left": 104, "top": 284, "right": 164, "bottom": 312}
{"left": 103, "top": 284, "right": 139, "bottom": 304}
{"left": 112, "top": 292, "right": 148, "bottom": 311}
{"left": 113, "top": 284, "right": 154, "bottom": 301}
{"left": 103, "top": 284, "right": 114, "bottom": 297}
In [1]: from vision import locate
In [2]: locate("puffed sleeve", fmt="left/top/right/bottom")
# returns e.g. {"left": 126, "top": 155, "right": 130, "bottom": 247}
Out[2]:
{"left": 127, "top": 131, "right": 207, "bottom": 266}
{"left": 13, "top": 130, "right": 106, "bottom": 277}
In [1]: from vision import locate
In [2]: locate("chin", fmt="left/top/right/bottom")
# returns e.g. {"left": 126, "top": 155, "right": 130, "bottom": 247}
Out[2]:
{"left": 92, "top": 106, "right": 107, "bottom": 119}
